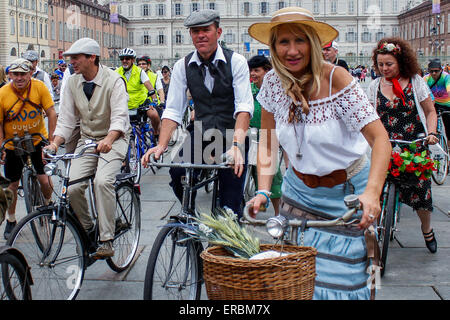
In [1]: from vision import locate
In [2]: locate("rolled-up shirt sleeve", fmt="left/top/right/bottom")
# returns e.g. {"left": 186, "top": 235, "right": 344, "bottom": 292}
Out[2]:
{"left": 231, "top": 53, "right": 254, "bottom": 119}
{"left": 53, "top": 80, "right": 80, "bottom": 142}
{"left": 161, "top": 59, "right": 188, "bottom": 125}
{"left": 109, "top": 78, "right": 130, "bottom": 134}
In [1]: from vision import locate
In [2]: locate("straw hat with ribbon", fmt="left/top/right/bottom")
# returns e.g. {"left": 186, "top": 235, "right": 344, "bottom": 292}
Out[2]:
{"left": 248, "top": 7, "right": 338, "bottom": 47}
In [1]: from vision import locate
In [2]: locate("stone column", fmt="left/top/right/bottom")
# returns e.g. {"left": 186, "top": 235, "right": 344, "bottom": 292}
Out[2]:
{"left": 0, "top": 0, "right": 9, "bottom": 66}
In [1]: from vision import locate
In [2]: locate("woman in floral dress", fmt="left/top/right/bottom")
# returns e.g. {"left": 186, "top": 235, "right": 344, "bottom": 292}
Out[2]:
{"left": 367, "top": 37, "right": 439, "bottom": 253}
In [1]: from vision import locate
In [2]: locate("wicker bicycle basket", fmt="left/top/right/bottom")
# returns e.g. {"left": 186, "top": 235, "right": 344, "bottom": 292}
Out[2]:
{"left": 200, "top": 244, "right": 317, "bottom": 300}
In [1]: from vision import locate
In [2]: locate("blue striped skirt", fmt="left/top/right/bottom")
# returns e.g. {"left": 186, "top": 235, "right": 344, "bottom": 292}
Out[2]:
{"left": 281, "top": 162, "right": 372, "bottom": 300}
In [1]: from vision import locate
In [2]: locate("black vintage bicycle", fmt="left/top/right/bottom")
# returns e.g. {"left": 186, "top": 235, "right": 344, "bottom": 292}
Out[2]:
{"left": 143, "top": 154, "right": 230, "bottom": 300}
{"left": 5, "top": 140, "right": 141, "bottom": 300}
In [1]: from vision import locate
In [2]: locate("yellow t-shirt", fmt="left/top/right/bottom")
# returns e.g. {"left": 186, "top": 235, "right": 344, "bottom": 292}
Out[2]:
{"left": 0, "top": 79, "right": 54, "bottom": 149}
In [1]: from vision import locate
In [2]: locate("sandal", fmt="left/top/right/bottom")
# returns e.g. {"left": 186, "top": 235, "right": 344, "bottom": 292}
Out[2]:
{"left": 423, "top": 229, "right": 437, "bottom": 253}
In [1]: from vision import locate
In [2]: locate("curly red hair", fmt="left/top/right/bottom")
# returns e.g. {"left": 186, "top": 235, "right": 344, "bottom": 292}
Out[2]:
{"left": 371, "top": 37, "right": 421, "bottom": 78}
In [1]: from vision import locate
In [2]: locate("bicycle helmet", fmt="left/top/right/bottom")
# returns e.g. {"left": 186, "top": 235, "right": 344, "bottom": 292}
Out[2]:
{"left": 137, "top": 56, "right": 152, "bottom": 65}
{"left": 118, "top": 48, "right": 136, "bottom": 58}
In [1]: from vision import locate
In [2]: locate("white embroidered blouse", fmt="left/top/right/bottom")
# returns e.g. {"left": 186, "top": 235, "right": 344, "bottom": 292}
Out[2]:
{"left": 257, "top": 69, "right": 379, "bottom": 176}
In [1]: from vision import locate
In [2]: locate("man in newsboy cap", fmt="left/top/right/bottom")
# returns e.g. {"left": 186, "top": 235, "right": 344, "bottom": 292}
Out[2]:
{"left": 142, "top": 9, "right": 254, "bottom": 218}
{"left": 22, "top": 50, "right": 54, "bottom": 99}
{"left": 47, "top": 38, "right": 130, "bottom": 259}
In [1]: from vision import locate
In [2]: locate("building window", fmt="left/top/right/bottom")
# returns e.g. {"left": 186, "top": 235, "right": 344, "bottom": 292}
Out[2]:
{"left": 143, "top": 31, "right": 150, "bottom": 45}
{"left": 363, "top": 0, "right": 369, "bottom": 12}
{"left": 142, "top": 4, "right": 149, "bottom": 16}
{"left": 278, "top": 1, "right": 286, "bottom": 9}
{"left": 39, "top": 23, "right": 42, "bottom": 38}
{"left": 51, "top": 20, "right": 55, "bottom": 40}
{"left": 10, "top": 17, "right": 15, "bottom": 35}
{"left": 348, "top": 0, "right": 354, "bottom": 14}
{"left": 20, "top": 19, "right": 24, "bottom": 36}
{"left": 175, "top": 30, "right": 182, "bottom": 44}
{"left": 11, "top": 47, "right": 17, "bottom": 56}
{"left": 375, "top": 31, "right": 385, "bottom": 41}
{"left": 260, "top": 2, "right": 268, "bottom": 15}
{"left": 128, "top": 4, "right": 133, "bottom": 17}
{"left": 174, "top": 3, "right": 182, "bottom": 16}
{"left": 313, "top": 0, "right": 319, "bottom": 14}
{"left": 208, "top": 2, "right": 215, "bottom": 10}
{"left": 128, "top": 31, "right": 134, "bottom": 46}
{"left": 346, "top": 31, "right": 356, "bottom": 43}
{"left": 25, "top": 20, "right": 29, "bottom": 37}
{"left": 330, "top": 0, "right": 337, "bottom": 14}
{"left": 243, "top": 2, "right": 251, "bottom": 16}
{"left": 224, "top": 31, "right": 235, "bottom": 44}
{"left": 191, "top": 2, "right": 199, "bottom": 12}
{"left": 361, "top": 31, "right": 371, "bottom": 42}
{"left": 32, "top": 21, "right": 36, "bottom": 38}
{"left": 157, "top": 4, "right": 165, "bottom": 16}
{"left": 378, "top": 0, "right": 383, "bottom": 12}
{"left": 392, "top": 0, "right": 398, "bottom": 12}
{"left": 158, "top": 34, "right": 165, "bottom": 45}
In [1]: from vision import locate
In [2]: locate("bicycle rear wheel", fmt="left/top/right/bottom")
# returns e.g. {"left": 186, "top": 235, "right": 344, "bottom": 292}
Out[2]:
{"left": 143, "top": 224, "right": 203, "bottom": 300}
{"left": 106, "top": 182, "right": 141, "bottom": 272}
{"left": 378, "top": 183, "right": 396, "bottom": 277}
{"left": 0, "top": 251, "right": 32, "bottom": 300}
{"left": 22, "top": 170, "right": 45, "bottom": 214}
{"left": 431, "top": 134, "right": 449, "bottom": 185}
{"left": 6, "top": 209, "right": 85, "bottom": 300}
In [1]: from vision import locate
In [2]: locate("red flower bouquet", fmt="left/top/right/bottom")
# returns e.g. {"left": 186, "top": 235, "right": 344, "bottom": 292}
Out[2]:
{"left": 388, "top": 143, "right": 437, "bottom": 184}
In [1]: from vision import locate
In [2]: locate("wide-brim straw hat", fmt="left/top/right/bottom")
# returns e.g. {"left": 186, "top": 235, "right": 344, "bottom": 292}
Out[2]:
{"left": 248, "top": 7, "right": 338, "bottom": 47}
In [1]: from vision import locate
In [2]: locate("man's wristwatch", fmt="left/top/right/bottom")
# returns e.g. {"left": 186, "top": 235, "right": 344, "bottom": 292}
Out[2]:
{"left": 232, "top": 141, "right": 244, "bottom": 155}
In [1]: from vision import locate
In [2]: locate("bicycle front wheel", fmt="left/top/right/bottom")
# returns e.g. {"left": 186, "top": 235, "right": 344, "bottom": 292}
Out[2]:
{"left": 106, "top": 182, "right": 141, "bottom": 272}
{"left": 22, "top": 169, "right": 45, "bottom": 214}
{"left": 125, "top": 137, "right": 141, "bottom": 184}
{"left": 0, "top": 251, "right": 32, "bottom": 300}
{"left": 143, "top": 224, "right": 203, "bottom": 300}
{"left": 431, "top": 135, "right": 449, "bottom": 185}
{"left": 378, "top": 183, "right": 396, "bottom": 277}
{"left": 6, "top": 210, "right": 85, "bottom": 300}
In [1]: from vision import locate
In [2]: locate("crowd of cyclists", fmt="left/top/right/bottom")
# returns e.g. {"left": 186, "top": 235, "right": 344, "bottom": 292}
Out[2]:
{"left": 0, "top": 6, "right": 449, "bottom": 300}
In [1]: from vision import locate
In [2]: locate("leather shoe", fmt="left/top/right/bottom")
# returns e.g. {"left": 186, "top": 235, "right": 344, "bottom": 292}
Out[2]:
{"left": 423, "top": 229, "right": 437, "bottom": 253}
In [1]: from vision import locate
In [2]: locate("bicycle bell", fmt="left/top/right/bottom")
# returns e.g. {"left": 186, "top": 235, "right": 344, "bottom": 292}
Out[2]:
{"left": 266, "top": 215, "right": 288, "bottom": 239}
{"left": 343, "top": 194, "right": 360, "bottom": 209}
{"left": 44, "top": 163, "right": 58, "bottom": 176}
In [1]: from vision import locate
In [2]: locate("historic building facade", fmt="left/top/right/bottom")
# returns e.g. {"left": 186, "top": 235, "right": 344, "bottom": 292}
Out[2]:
{"left": 398, "top": 0, "right": 450, "bottom": 58}
{"left": 2, "top": 0, "right": 51, "bottom": 67}
{"left": 48, "top": 0, "right": 128, "bottom": 60}
{"left": 115, "top": 0, "right": 425, "bottom": 67}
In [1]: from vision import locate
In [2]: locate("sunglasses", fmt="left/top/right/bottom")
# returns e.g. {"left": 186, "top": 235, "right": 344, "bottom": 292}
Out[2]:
{"left": 162, "top": 70, "right": 169, "bottom": 74}
{"left": 429, "top": 69, "right": 441, "bottom": 74}
{"left": 120, "top": 57, "right": 133, "bottom": 61}
{"left": 9, "top": 62, "right": 31, "bottom": 72}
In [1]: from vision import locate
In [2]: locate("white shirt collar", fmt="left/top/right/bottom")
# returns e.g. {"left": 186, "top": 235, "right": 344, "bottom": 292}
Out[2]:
{"left": 188, "top": 44, "right": 226, "bottom": 66}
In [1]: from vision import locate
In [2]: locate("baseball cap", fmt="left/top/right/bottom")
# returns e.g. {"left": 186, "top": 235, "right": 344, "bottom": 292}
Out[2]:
{"left": 428, "top": 59, "right": 441, "bottom": 69}
{"left": 63, "top": 38, "right": 101, "bottom": 57}
{"left": 323, "top": 41, "right": 338, "bottom": 50}
{"left": 58, "top": 59, "right": 66, "bottom": 65}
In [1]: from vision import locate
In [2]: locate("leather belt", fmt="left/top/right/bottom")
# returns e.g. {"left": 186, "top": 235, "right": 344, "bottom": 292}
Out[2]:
{"left": 292, "top": 154, "right": 368, "bottom": 189}
{"left": 292, "top": 168, "right": 347, "bottom": 188}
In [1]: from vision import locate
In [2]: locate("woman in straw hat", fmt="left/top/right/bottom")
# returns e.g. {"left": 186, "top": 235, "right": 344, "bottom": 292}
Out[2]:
{"left": 247, "top": 7, "right": 391, "bottom": 300}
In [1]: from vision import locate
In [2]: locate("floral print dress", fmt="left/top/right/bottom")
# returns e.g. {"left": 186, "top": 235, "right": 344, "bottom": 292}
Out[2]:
{"left": 376, "top": 81, "right": 433, "bottom": 211}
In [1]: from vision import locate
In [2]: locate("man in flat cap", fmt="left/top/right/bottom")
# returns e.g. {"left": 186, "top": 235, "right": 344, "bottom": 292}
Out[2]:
{"left": 142, "top": 9, "right": 254, "bottom": 218}
{"left": 0, "top": 58, "right": 57, "bottom": 239}
{"left": 47, "top": 38, "right": 130, "bottom": 259}
{"left": 22, "top": 50, "right": 55, "bottom": 99}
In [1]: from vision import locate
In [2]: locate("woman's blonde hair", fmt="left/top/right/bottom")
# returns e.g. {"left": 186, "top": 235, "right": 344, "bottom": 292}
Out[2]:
{"left": 0, "top": 65, "right": 6, "bottom": 84}
{"left": 269, "top": 23, "right": 323, "bottom": 121}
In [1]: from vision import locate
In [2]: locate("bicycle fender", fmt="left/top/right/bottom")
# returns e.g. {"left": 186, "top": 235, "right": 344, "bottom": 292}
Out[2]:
{"left": 0, "top": 245, "right": 34, "bottom": 286}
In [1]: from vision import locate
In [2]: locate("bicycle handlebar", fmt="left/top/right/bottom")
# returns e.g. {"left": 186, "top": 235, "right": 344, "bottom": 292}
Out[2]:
{"left": 242, "top": 195, "right": 361, "bottom": 229}
{"left": 150, "top": 154, "right": 231, "bottom": 170}
{"left": 389, "top": 136, "right": 429, "bottom": 145}
{"left": 43, "top": 141, "right": 98, "bottom": 161}
{"left": 0, "top": 132, "right": 49, "bottom": 152}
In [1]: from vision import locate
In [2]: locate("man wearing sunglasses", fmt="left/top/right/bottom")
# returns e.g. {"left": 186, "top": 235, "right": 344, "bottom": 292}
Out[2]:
{"left": 116, "top": 48, "right": 161, "bottom": 137}
{"left": 0, "top": 58, "right": 57, "bottom": 239}
{"left": 22, "top": 50, "right": 54, "bottom": 100}
{"left": 424, "top": 59, "right": 450, "bottom": 140}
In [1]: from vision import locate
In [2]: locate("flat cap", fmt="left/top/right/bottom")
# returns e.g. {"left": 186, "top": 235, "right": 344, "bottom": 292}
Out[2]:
{"left": 9, "top": 58, "right": 33, "bottom": 73}
{"left": 22, "top": 50, "right": 39, "bottom": 61}
{"left": 63, "top": 37, "right": 100, "bottom": 57}
{"left": 184, "top": 9, "right": 220, "bottom": 28}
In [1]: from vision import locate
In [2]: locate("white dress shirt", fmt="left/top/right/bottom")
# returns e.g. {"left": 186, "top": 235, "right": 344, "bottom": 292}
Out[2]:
{"left": 162, "top": 45, "right": 253, "bottom": 125}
